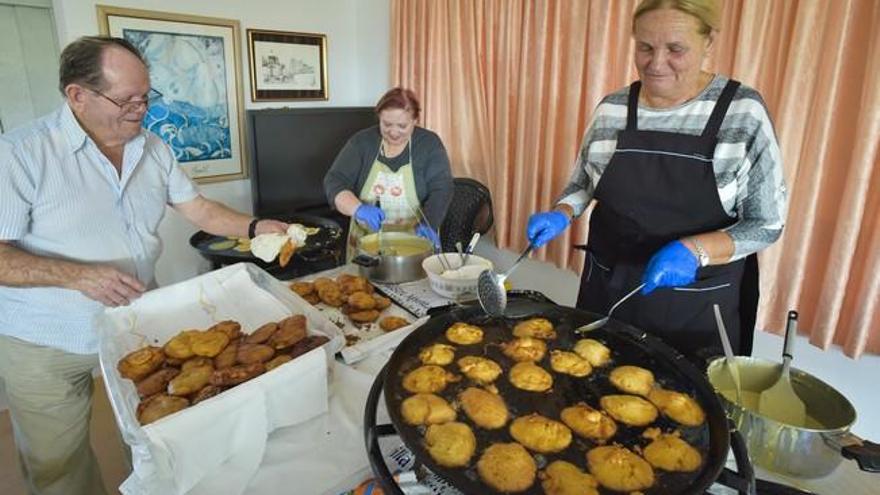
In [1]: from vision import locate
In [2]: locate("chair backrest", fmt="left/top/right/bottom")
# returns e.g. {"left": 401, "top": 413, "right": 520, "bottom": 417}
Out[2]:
{"left": 440, "top": 177, "right": 494, "bottom": 253}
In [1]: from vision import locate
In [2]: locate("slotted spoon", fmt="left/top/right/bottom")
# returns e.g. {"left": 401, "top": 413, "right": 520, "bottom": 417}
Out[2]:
{"left": 575, "top": 283, "right": 644, "bottom": 333}
{"left": 476, "top": 242, "right": 534, "bottom": 317}
{"left": 758, "top": 310, "right": 808, "bottom": 425}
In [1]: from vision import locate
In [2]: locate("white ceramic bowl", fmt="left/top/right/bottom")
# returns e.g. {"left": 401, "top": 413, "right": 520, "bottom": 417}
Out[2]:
{"left": 422, "top": 254, "right": 494, "bottom": 299}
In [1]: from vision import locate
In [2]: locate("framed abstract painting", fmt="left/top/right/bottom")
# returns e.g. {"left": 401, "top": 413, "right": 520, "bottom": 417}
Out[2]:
{"left": 97, "top": 5, "right": 247, "bottom": 182}
{"left": 247, "top": 28, "right": 328, "bottom": 101}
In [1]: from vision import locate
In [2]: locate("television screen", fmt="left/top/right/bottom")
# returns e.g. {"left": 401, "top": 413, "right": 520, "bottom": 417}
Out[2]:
{"left": 247, "top": 107, "right": 377, "bottom": 217}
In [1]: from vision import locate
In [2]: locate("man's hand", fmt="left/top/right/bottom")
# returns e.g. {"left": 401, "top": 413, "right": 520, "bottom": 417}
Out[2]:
{"left": 67, "top": 264, "right": 146, "bottom": 307}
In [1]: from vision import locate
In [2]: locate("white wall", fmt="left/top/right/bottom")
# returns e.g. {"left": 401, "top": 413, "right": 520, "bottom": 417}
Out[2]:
{"left": 51, "top": 0, "right": 390, "bottom": 284}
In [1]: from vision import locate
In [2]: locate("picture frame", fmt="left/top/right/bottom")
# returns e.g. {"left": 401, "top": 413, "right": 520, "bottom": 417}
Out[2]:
{"left": 97, "top": 5, "right": 247, "bottom": 183}
{"left": 247, "top": 28, "right": 329, "bottom": 101}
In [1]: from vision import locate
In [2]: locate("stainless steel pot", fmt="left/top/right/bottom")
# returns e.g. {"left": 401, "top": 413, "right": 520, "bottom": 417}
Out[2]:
{"left": 707, "top": 356, "right": 880, "bottom": 478}
{"left": 351, "top": 232, "right": 432, "bottom": 283}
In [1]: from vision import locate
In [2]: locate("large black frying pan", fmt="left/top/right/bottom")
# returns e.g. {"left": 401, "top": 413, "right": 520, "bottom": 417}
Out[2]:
{"left": 189, "top": 213, "right": 343, "bottom": 268}
{"left": 380, "top": 293, "right": 731, "bottom": 495}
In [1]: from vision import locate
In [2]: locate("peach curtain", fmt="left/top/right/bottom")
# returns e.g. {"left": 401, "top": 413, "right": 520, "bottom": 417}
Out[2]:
{"left": 390, "top": 0, "right": 880, "bottom": 358}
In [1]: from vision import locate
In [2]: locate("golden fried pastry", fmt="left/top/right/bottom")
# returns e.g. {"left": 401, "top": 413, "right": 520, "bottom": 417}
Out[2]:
{"left": 476, "top": 442, "right": 536, "bottom": 493}
{"left": 236, "top": 343, "right": 276, "bottom": 364}
{"left": 459, "top": 387, "right": 508, "bottom": 429}
{"left": 457, "top": 356, "right": 503, "bottom": 384}
{"left": 347, "top": 291, "right": 377, "bottom": 310}
{"left": 190, "top": 384, "right": 224, "bottom": 405}
{"left": 265, "top": 354, "right": 293, "bottom": 371}
{"left": 209, "top": 320, "right": 242, "bottom": 341}
{"left": 560, "top": 403, "right": 618, "bottom": 442}
{"left": 509, "top": 413, "right": 572, "bottom": 453}
{"left": 424, "top": 422, "right": 476, "bottom": 468}
{"left": 349, "top": 309, "right": 381, "bottom": 323}
{"left": 209, "top": 363, "right": 266, "bottom": 386}
{"left": 550, "top": 350, "right": 593, "bottom": 377}
{"left": 643, "top": 433, "right": 702, "bottom": 472}
{"left": 302, "top": 293, "right": 320, "bottom": 305}
{"left": 287, "top": 335, "right": 329, "bottom": 359}
{"left": 512, "top": 317, "right": 557, "bottom": 339}
{"left": 509, "top": 362, "right": 553, "bottom": 392}
{"left": 445, "top": 322, "right": 483, "bottom": 345}
{"left": 600, "top": 395, "right": 659, "bottom": 427}
{"left": 269, "top": 315, "right": 307, "bottom": 349}
{"left": 137, "top": 394, "right": 189, "bottom": 425}
{"left": 338, "top": 274, "right": 372, "bottom": 294}
{"left": 587, "top": 445, "right": 655, "bottom": 492}
{"left": 372, "top": 294, "right": 391, "bottom": 310}
{"left": 246, "top": 322, "right": 278, "bottom": 344}
{"left": 118, "top": 346, "right": 165, "bottom": 381}
{"left": 213, "top": 341, "right": 239, "bottom": 369}
{"left": 540, "top": 460, "right": 600, "bottom": 495}
{"left": 647, "top": 388, "right": 706, "bottom": 427}
{"left": 609, "top": 365, "right": 655, "bottom": 396}
{"left": 419, "top": 343, "right": 456, "bottom": 365}
{"left": 163, "top": 331, "right": 200, "bottom": 360}
{"left": 573, "top": 338, "right": 612, "bottom": 367}
{"left": 501, "top": 337, "right": 547, "bottom": 362}
{"left": 312, "top": 277, "right": 335, "bottom": 291}
{"left": 181, "top": 356, "right": 213, "bottom": 371}
{"left": 401, "top": 393, "right": 456, "bottom": 425}
{"left": 318, "top": 284, "right": 346, "bottom": 307}
{"left": 136, "top": 368, "right": 179, "bottom": 399}
{"left": 289, "top": 281, "right": 314, "bottom": 297}
{"left": 167, "top": 363, "right": 213, "bottom": 396}
{"left": 379, "top": 316, "right": 409, "bottom": 332}
{"left": 165, "top": 356, "right": 185, "bottom": 367}
{"left": 190, "top": 330, "right": 230, "bottom": 358}
{"left": 402, "top": 365, "right": 456, "bottom": 394}
{"left": 278, "top": 239, "right": 295, "bottom": 267}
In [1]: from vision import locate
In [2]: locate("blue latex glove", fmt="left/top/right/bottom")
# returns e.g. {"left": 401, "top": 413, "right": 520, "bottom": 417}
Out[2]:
{"left": 641, "top": 240, "right": 699, "bottom": 294}
{"left": 526, "top": 211, "right": 571, "bottom": 248}
{"left": 354, "top": 204, "right": 385, "bottom": 231}
{"left": 415, "top": 223, "right": 441, "bottom": 249}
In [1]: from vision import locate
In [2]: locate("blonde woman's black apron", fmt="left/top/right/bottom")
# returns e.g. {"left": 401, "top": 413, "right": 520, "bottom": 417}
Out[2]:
{"left": 576, "top": 79, "right": 759, "bottom": 359}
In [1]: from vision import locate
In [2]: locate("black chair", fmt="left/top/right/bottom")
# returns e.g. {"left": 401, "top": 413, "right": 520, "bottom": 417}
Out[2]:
{"left": 440, "top": 178, "right": 494, "bottom": 253}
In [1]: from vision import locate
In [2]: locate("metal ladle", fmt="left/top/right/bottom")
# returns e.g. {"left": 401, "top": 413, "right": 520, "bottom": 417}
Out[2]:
{"left": 476, "top": 242, "right": 535, "bottom": 317}
{"left": 575, "top": 283, "right": 645, "bottom": 333}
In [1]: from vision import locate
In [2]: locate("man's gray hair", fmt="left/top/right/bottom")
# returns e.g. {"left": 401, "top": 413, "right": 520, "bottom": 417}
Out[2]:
{"left": 58, "top": 36, "right": 146, "bottom": 95}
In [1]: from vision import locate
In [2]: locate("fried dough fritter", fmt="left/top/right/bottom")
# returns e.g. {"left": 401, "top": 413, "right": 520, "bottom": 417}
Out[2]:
{"left": 246, "top": 322, "right": 279, "bottom": 344}
{"left": 540, "top": 460, "right": 600, "bottom": 495}
{"left": 312, "top": 277, "right": 335, "bottom": 292}
{"left": 457, "top": 356, "right": 503, "bottom": 384}
{"left": 372, "top": 294, "right": 391, "bottom": 310}
{"left": 236, "top": 343, "right": 276, "bottom": 364}
{"left": 424, "top": 422, "right": 476, "bottom": 468}
{"left": 476, "top": 442, "right": 536, "bottom": 493}
{"left": 118, "top": 346, "right": 165, "bottom": 381}
{"left": 379, "top": 316, "right": 410, "bottom": 332}
{"left": 163, "top": 330, "right": 200, "bottom": 360}
{"left": 459, "top": 387, "right": 508, "bottom": 429}
{"left": 347, "top": 291, "right": 377, "bottom": 310}
{"left": 401, "top": 393, "right": 456, "bottom": 425}
{"left": 318, "top": 284, "right": 346, "bottom": 307}
{"left": 208, "top": 320, "right": 242, "bottom": 341}
{"left": 509, "top": 413, "right": 572, "bottom": 453}
{"left": 137, "top": 394, "right": 189, "bottom": 425}
{"left": 501, "top": 337, "right": 547, "bottom": 362}
{"left": 609, "top": 365, "right": 655, "bottom": 396}
{"left": 509, "top": 362, "right": 553, "bottom": 392}
{"left": 349, "top": 309, "right": 381, "bottom": 323}
{"left": 600, "top": 394, "right": 659, "bottom": 427}
{"left": 213, "top": 340, "right": 239, "bottom": 369}
{"left": 278, "top": 239, "right": 295, "bottom": 268}
{"left": 512, "top": 317, "right": 557, "bottom": 339}
{"left": 419, "top": 343, "right": 456, "bottom": 365}
{"left": 573, "top": 338, "right": 612, "bottom": 367}
{"left": 647, "top": 388, "right": 706, "bottom": 427}
{"left": 550, "top": 350, "right": 593, "bottom": 377}
{"left": 190, "top": 384, "right": 224, "bottom": 405}
{"left": 289, "top": 281, "right": 314, "bottom": 297}
{"left": 302, "top": 293, "right": 321, "bottom": 305}
{"left": 181, "top": 357, "right": 213, "bottom": 371}
{"left": 167, "top": 363, "right": 213, "bottom": 396}
{"left": 403, "top": 365, "right": 456, "bottom": 394}
{"left": 587, "top": 445, "right": 655, "bottom": 492}
{"left": 269, "top": 315, "right": 307, "bottom": 349}
{"left": 136, "top": 368, "right": 179, "bottom": 399}
{"left": 560, "top": 403, "right": 618, "bottom": 442}
{"left": 287, "top": 335, "right": 329, "bottom": 359}
{"left": 190, "top": 330, "right": 230, "bottom": 358}
{"left": 643, "top": 433, "right": 703, "bottom": 472}
{"left": 445, "top": 322, "right": 484, "bottom": 345}
{"left": 338, "top": 274, "right": 372, "bottom": 295}
{"left": 209, "top": 363, "right": 266, "bottom": 386}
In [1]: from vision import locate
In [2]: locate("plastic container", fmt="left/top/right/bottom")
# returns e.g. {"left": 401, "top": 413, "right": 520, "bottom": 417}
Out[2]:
{"left": 422, "top": 254, "right": 493, "bottom": 299}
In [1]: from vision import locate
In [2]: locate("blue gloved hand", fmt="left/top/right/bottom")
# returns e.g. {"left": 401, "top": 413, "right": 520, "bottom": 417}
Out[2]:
{"left": 415, "top": 223, "right": 441, "bottom": 249}
{"left": 641, "top": 240, "right": 699, "bottom": 294}
{"left": 526, "top": 210, "right": 571, "bottom": 248}
{"left": 354, "top": 204, "right": 385, "bottom": 231}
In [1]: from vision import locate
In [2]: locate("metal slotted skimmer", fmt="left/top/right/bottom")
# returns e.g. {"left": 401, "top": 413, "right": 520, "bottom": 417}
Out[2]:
{"left": 477, "top": 242, "right": 534, "bottom": 316}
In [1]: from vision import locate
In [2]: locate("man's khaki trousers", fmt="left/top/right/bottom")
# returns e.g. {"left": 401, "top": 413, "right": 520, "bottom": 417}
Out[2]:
{"left": 0, "top": 335, "right": 107, "bottom": 495}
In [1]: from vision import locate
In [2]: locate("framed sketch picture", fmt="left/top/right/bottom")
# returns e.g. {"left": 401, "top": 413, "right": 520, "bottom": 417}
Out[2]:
{"left": 247, "top": 29, "right": 328, "bottom": 101}
{"left": 97, "top": 5, "right": 247, "bottom": 183}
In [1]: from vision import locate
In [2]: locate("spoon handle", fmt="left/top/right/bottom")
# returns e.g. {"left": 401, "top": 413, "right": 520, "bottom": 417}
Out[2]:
{"left": 713, "top": 304, "right": 735, "bottom": 360}
{"left": 607, "top": 283, "right": 644, "bottom": 316}
{"left": 781, "top": 310, "right": 798, "bottom": 375}
{"left": 503, "top": 242, "right": 535, "bottom": 277}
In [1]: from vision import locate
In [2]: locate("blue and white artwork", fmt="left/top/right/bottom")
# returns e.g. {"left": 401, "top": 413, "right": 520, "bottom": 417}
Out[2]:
{"left": 123, "top": 29, "right": 231, "bottom": 163}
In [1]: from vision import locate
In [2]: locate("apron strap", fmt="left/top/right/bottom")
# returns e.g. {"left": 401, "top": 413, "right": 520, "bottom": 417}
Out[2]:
{"left": 626, "top": 81, "right": 642, "bottom": 130}
{"left": 701, "top": 79, "right": 742, "bottom": 138}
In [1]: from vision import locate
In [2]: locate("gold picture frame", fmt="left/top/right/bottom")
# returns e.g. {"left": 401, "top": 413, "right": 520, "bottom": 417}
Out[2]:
{"left": 247, "top": 28, "right": 329, "bottom": 101}
{"left": 97, "top": 5, "right": 248, "bottom": 183}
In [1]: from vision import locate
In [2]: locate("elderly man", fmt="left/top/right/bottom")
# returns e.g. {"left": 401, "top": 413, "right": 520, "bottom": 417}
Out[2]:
{"left": 0, "top": 36, "right": 286, "bottom": 494}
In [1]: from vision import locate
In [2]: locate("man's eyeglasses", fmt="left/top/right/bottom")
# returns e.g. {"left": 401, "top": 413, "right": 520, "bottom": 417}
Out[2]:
{"left": 89, "top": 87, "right": 163, "bottom": 113}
